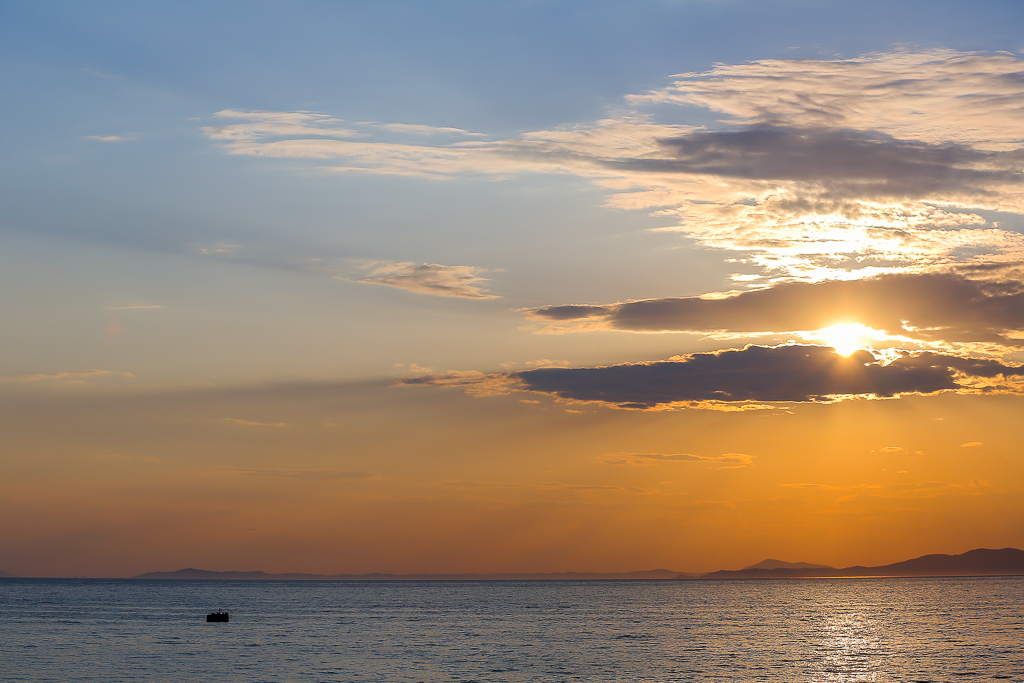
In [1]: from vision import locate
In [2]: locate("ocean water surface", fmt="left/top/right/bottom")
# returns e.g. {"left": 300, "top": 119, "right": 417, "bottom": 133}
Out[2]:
{"left": 2, "top": 577, "right": 1023, "bottom": 682}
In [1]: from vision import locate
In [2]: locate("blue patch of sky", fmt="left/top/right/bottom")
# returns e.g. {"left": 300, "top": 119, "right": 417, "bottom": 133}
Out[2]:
{"left": 1, "top": 0, "right": 1022, "bottom": 279}
{"left": 3, "top": 1, "right": 1023, "bottom": 131}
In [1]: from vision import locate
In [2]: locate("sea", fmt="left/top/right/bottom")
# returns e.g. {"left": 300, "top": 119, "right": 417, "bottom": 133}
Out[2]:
{"left": 2, "top": 577, "right": 1023, "bottom": 682}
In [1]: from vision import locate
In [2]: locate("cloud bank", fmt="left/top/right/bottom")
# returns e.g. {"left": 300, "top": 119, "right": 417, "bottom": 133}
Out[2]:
{"left": 405, "top": 345, "right": 1024, "bottom": 409}
{"left": 631, "top": 50, "right": 1024, "bottom": 150}
{"left": 204, "top": 50, "right": 1024, "bottom": 280}
{"left": 530, "top": 272, "right": 1024, "bottom": 349}
{"left": 510, "top": 345, "right": 1024, "bottom": 408}
{"left": 210, "top": 50, "right": 1024, "bottom": 407}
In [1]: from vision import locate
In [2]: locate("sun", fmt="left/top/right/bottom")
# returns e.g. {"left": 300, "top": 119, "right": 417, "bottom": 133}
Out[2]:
{"left": 818, "top": 323, "right": 874, "bottom": 356}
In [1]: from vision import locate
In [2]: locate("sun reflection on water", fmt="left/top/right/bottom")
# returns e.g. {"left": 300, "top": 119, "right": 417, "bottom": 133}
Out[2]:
{"left": 811, "top": 611, "right": 883, "bottom": 682}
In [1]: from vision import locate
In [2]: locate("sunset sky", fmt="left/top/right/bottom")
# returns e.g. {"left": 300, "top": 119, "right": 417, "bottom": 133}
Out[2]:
{"left": 2, "top": 0, "right": 1024, "bottom": 578}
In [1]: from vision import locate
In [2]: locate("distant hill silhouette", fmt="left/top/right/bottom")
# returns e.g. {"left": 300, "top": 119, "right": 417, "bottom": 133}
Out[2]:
{"left": 131, "top": 548, "right": 1024, "bottom": 581}
{"left": 694, "top": 548, "right": 1024, "bottom": 579}
{"left": 134, "top": 568, "right": 688, "bottom": 581}
{"left": 0, "top": 570, "right": 17, "bottom": 578}
{"left": 743, "top": 559, "right": 833, "bottom": 571}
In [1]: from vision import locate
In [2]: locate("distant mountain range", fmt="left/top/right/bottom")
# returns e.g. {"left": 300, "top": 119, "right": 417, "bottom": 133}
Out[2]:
{"left": 742, "top": 559, "right": 832, "bottom": 571}
{"left": 130, "top": 548, "right": 1024, "bottom": 581}
{"left": 694, "top": 548, "right": 1024, "bottom": 579}
{"left": 133, "top": 568, "right": 686, "bottom": 581}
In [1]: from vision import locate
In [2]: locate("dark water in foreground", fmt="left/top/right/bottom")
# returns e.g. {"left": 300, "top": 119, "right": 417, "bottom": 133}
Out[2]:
{"left": 2, "top": 577, "right": 1023, "bottom": 682}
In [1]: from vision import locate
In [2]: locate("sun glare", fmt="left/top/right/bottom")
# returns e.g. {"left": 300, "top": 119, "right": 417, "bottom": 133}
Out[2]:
{"left": 817, "top": 323, "right": 875, "bottom": 355}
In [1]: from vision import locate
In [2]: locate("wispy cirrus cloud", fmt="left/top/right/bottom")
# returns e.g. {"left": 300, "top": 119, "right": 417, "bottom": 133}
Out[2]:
{"left": 601, "top": 452, "right": 753, "bottom": 467}
{"left": 355, "top": 121, "right": 485, "bottom": 137}
{"left": 0, "top": 369, "right": 110, "bottom": 383}
{"left": 400, "top": 370, "right": 516, "bottom": 396}
{"left": 186, "top": 237, "right": 500, "bottom": 301}
{"left": 204, "top": 110, "right": 485, "bottom": 143}
{"left": 434, "top": 479, "right": 655, "bottom": 495}
{"left": 781, "top": 479, "right": 988, "bottom": 499}
{"left": 193, "top": 241, "right": 243, "bottom": 256}
{"left": 90, "top": 453, "right": 162, "bottom": 463}
{"left": 356, "top": 262, "right": 499, "bottom": 299}
{"left": 221, "top": 418, "right": 288, "bottom": 427}
{"left": 214, "top": 467, "right": 380, "bottom": 480}
{"left": 202, "top": 110, "right": 360, "bottom": 142}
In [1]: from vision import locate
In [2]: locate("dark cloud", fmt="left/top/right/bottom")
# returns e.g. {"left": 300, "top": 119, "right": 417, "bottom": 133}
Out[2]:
{"left": 512, "top": 345, "right": 1024, "bottom": 408}
{"left": 531, "top": 272, "right": 1024, "bottom": 346}
{"left": 603, "top": 127, "right": 1022, "bottom": 199}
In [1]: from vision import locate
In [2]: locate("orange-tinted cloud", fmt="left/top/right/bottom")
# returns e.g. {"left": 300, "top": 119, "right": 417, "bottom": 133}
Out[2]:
{"left": 529, "top": 272, "right": 1024, "bottom": 349}
{"left": 221, "top": 418, "right": 289, "bottom": 427}
{"left": 630, "top": 50, "right": 1024, "bottom": 150}
{"left": 0, "top": 369, "right": 110, "bottom": 383}
{"left": 780, "top": 480, "right": 983, "bottom": 499}
{"left": 601, "top": 452, "right": 753, "bottom": 467}
{"left": 356, "top": 262, "right": 499, "bottom": 299}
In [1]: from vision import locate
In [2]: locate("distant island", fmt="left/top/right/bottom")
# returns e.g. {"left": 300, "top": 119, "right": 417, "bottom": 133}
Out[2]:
{"left": 133, "top": 568, "right": 687, "bottom": 581}
{"left": 742, "top": 559, "right": 832, "bottom": 571}
{"left": 131, "top": 548, "right": 1024, "bottom": 581}
{"left": 691, "top": 548, "right": 1024, "bottom": 579}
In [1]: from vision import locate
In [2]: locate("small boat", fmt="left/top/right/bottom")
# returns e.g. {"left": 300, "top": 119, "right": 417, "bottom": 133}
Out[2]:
{"left": 206, "top": 611, "right": 229, "bottom": 622}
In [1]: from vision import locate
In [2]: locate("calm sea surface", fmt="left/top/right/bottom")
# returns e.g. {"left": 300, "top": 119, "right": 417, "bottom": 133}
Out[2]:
{"left": 2, "top": 577, "right": 1023, "bottom": 682}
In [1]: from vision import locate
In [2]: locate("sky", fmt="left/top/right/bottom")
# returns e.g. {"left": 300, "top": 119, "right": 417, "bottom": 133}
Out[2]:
{"left": 2, "top": 0, "right": 1024, "bottom": 577}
